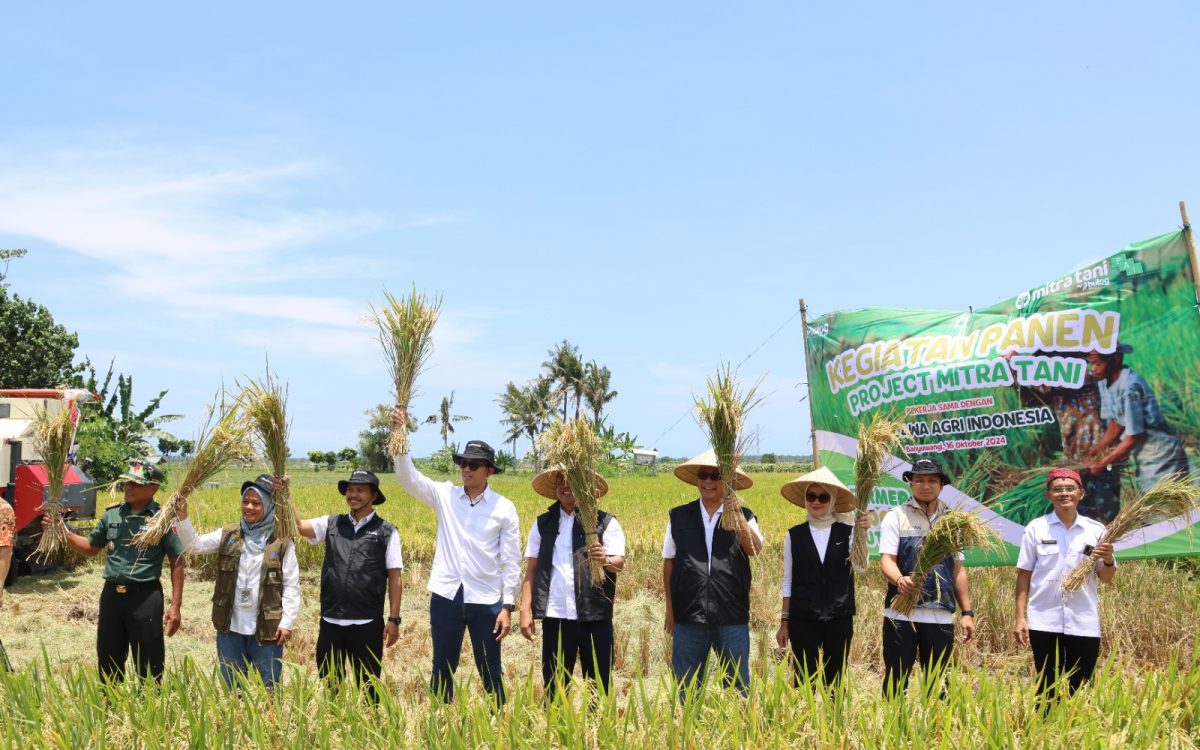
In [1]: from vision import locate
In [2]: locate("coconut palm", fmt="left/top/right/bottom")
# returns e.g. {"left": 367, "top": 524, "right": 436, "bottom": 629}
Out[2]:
{"left": 582, "top": 360, "right": 618, "bottom": 426}
{"left": 542, "top": 339, "right": 583, "bottom": 420}
{"left": 425, "top": 391, "right": 472, "bottom": 448}
{"left": 497, "top": 377, "right": 554, "bottom": 468}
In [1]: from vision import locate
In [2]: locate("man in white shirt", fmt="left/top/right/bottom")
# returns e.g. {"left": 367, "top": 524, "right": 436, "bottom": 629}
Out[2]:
{"left": 294, "top": 470, "right": 403, "bottom": 703}
{"left": 392, "top": 408, "right": 522, "bottom": 705}
{"left": 519, "top": 466, "right": 626, "bottom": 698}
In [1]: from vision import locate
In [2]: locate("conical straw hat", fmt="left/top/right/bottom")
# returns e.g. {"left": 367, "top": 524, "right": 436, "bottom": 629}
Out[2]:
{"left": 673, "top": 449, "right": 753, "bottom": 490}
{"left": 780, "top": 466, "right": 857, "bottom": 513}
{"left": 531, "top": 466, "right": 609, "bottom": 500}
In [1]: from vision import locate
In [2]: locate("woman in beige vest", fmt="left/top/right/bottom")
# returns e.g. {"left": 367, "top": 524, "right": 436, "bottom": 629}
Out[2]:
{"left": 176, "top": 474, "right": 301, "bottom": 689}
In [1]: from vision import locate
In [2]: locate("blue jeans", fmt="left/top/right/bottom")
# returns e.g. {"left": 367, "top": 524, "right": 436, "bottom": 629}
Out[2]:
{"left": 429, "top": 587, "right": 506, "bottom": 704}
{"left": 671, "top": 622, "right": 750, "bottom": 699}
{"left": 216, "top": 631, "right": 283, "bottom": 689}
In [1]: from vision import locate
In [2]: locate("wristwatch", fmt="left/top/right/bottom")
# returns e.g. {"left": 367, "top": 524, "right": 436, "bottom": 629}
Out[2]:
{"left": 503, "top": 604, "right": 515, "bottom": 612}
{"left": 960, "top": 609, "right": 975, "bottom": 618}
{"left": 388, "top": 616, "right": 402, "bottom": 625}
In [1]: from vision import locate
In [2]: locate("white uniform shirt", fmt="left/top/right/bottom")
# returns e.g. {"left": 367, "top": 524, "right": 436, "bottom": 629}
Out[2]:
{"left": 524, "top": 510, "right": 627, "bottom": 620}
{"left": 779, "top": 525, "right": 831, "bottom": 598}
{"left": 878, "top": 500, "right": 962, "bottom": 625}
{"left": 176, "top": 517, "right": 302, "bottom": 635}
{"left": 305, "top": 511, "right": 404, "bottom": 626}
{"left": 661, "top": 499, "right": 765, "bottom": 570}
{"left": 1016, "top": 512, "right": 1110, "bottom": 638}
{"left": 395, "top": 455, "right": 522, "bottom": 605}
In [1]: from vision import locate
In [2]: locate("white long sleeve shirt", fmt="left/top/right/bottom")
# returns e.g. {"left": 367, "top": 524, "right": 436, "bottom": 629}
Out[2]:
{"left": 176, "top": 517, "right": 301, "bottom": 634}
{"left": 395, "top": 455, "right": 522, "bottom": 605}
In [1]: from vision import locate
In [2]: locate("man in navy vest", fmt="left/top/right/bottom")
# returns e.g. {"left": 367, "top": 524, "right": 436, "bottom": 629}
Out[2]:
{"left": 878, "top": 457, "right": 975, "bottom": 697}
{"left": 518, "top": 466, "right": 626, "bottom": 699}
{"left": 662, "top": 450, "right": 764, "bottom": 699}
{"left": 295, "top": 470, "right": 403, "bottom": 702}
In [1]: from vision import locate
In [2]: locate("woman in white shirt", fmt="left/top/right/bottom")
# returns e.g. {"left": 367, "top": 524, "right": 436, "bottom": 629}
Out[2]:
{"left": 1013, "top": 467, "right": 1115, "bottom": 702}
{"left": 775, "top": 467, "right": 867, "bottom": 686}
{"left": 176, "top": 475, "right": 301, "bottom": 689}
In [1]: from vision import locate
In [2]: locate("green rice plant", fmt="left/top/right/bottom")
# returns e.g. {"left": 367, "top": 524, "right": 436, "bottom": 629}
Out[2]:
{"left": 891, "top": 510, "right": 1003, "bottom": 615}
{"left": 852, "top": 411, "right": 908, "bottom": 570}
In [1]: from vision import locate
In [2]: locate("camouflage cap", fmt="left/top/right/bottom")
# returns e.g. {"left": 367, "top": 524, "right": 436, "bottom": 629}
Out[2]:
{"left": 119, "top": 462, "right": 165, "bottom": 485}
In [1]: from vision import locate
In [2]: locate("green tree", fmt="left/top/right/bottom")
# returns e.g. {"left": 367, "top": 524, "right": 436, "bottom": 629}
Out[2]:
{"left": 359, "top": 404, "right": 414, "bottom": 472}
{"left": 425, "top": 391, "right": 471, "bottom": 448}
{"left": 179, "top": 439, "right": 195, "bottom": 457}
{"left": 0, "top": 287, "right": 82, "bottom": 389}
{"left": 322, "top": 451, "right": 338, "bottom": 471}
{"left": 497, "top": 377, "right": 554, "bottom": 469}
{"left": 307, "top": 450, "right": 325, "bottom": 470}
{"left": 582, "top": 360, "right": 618, "bottom": 426}
{"left": 338, "top": 447, "right": 357, "bottom": 464}
{"left": 72, "top": 358, "right": 182, "bottom": 485}
{"left": 542, "top": 339, "right": 583, "bottom": 421}
{"left": 157, "top": 436, "right": 182, "bottom": 457}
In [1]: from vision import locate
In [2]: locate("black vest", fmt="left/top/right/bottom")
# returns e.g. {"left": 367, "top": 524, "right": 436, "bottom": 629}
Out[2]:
{"left": 319, "top": 513, "right": 395, "bottom": 620}
{"left": 787, "top": 522, "right": 855, "bottom": 621}
{"left": 668, "top": 501, "right": 755, "bottom": 626}
{"left": 530, "top": 504, "right": 618, "bottom": 622}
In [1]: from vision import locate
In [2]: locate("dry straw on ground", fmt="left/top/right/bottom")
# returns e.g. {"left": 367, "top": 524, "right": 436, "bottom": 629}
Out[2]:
{"left": 240, "top": 372, "right": 296, "bottom": 541}
{"left": 133, "top": 396, "right": 256, "bottom": 550}
{"left": 539, "top": 418, "right": 606, "bottom": 584}
{"left": 891, "top": 510, "right": 1001, "bottom": 615}
{"left": 28, "top": 403, "right": 78, "bottom": 564}
{"left": 369, "top": 286, "right": 442, "bottom": 457}
{"left": 852, "top": 412, "right": 908, "bottom": 570}
{"left": 695, "top": 364, "right": 764, "bottom": 533}
{"left": 1060, "top": 473, "right": 1199, "bottom": 592}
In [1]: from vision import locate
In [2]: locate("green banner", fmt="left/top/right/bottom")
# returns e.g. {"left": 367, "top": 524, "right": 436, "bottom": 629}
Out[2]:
{"left": 806, "top": 230, "right": 1200, "bottom": 564}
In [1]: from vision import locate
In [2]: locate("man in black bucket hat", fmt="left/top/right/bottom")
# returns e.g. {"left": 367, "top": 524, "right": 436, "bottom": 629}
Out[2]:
{"left": 293, "top": 468, "right": 403, "bottom": 702}
{"left": 878, "top": 457, "right": 976, "bottom": 697}
{"left": 391, "top": 408, "right": 521, "bottom": 706}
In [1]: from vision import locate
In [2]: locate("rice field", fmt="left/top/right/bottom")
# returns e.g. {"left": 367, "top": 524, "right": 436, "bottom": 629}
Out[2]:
{"left": 3, "top": 466, "right": 1199, "bottom": 748}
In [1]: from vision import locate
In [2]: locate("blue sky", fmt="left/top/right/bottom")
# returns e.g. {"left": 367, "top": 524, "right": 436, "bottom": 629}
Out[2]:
{"left": 2, "top": 3, "right": 1198, "bottom": 459}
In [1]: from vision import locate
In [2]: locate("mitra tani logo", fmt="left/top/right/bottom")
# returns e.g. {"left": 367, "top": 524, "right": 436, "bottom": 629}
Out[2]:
{"left": 1015, "top": 259, "right": 1117, "bottom": 310}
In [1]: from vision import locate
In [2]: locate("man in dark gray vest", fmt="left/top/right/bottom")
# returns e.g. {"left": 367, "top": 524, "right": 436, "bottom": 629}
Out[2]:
{"left": 518, "top": 466, "right": 626, "bottom": 698}
{"left": 295, "top": 470, "right": 403, "bottom": 701}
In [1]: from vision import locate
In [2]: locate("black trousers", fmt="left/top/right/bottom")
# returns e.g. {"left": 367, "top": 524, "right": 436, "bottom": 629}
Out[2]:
{"left": 97, "top": 580, "right": 165, "bottom": 683}
{"left": 541, "top": 617, "right": 614, "bottom": 697}
{"left": 788, "top": 616, "right": 853, "bottom": 686}
{"left": 1028, "top": 629, "right": 1100, "bottom": 700}
{"left": 316, "top": 618, "right": 384, "bottom": 701}
{"left": 881, "top": 617, "right": 954, "bottom": 697}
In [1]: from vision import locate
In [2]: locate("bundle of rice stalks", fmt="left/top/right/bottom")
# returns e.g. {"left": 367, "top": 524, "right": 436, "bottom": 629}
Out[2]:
{"left": 851, "top": 412, "right": 908, "bottom": 570}
{"left": 539, "top": 418, "right": 606, "bottom": 584}
{"left": 29, "top": 404, "right": 78, "bottom": 564}
{"left": 891, "top": 510, "right": 1001, "bottom": 615}
{"left": 240, "top": 372, "right": 296, "bottom": 541}
{"left": 1061, "top": 474, "right": 1199, "bottom": 592}
{"left": 369, "top": 286, "right": 442, "bottom": 456}
{"left": 132, "top": 396, "right": 255, "bottom": 550}
{"left": 694, "top": 364, "right": 764, "bottom": 533}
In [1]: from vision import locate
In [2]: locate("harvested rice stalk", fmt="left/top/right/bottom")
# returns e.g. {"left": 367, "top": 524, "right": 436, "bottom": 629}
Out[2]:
{"left": 240, "top": 372, "right": 296, "bottom": 541}
{"left": 132, "top": 396, "right": 255, "bottom": 550}
{"left": 1061, "top": 474, "right": 1199, "bottom": 592}
{"left": 851, "top": 413, "right": 908, "bottom": 571}
{"left": 891, "top": 510, "right": 1001, "bottom": 616}
{"left": 695, "top": 364, "right": 764, "bottom": 532}
{"left": 539, "top": 418, "right": 606, "bottom": 584}
{"left": 29, "top": 404, "right": 78, "bottom": 564}
{"left": 369, "top": 286, "right": 442, "bottom": 456}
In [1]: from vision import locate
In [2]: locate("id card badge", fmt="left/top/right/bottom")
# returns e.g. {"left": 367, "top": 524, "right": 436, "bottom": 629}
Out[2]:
{"left": 237, "top": 588, "right": 253, "bottom": 608}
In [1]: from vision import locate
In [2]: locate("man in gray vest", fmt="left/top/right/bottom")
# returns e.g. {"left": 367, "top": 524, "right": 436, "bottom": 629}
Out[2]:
{"left": 295, "top": 470, "right": 403, "bottom": 701}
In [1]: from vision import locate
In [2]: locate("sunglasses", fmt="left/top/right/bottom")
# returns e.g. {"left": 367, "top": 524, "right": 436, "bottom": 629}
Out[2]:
{"left": 459, "top": 460, "right": 487, "bottom": 471}
{"left": 696, "top": 470, "right": 721, "bottom": 482}
{"left": 805, "top": 491, "right": 832, "bottom": 504}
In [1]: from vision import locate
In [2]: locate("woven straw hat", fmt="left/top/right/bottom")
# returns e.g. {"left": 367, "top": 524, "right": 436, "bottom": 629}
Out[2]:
{"left": 531, "top": 466, "right": 609, "bottom": 500}
{"left": 673, "top": 449, "right": 753, "bottom": 490}
{"left": 780, "top": 466, "right": 856, "bottom": 513}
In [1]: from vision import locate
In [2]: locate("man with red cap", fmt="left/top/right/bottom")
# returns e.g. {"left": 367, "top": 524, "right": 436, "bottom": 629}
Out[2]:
{"left": 1013, "top": 467, "right": 1115, "bottom": 703}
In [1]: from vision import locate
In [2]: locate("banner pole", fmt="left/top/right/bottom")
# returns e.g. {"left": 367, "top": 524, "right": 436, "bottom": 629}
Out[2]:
{"left": 1181, "top": 201, "right": 1200, "bottom": 306}
{"left": 798, "top": 298, "right": 821, "bottom": 467}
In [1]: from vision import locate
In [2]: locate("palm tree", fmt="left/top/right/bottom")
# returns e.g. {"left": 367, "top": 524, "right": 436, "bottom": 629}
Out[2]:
{"left": 425, "top": 391, "right": 471, "bottom": 448}
{"left": 542, "top": 339, "right": 583, "bottom": 421}
{"left": 496, "top": 377, "right": 554, "bottom": 468}
{"left": 582, "top": 360, "right": 618, "bottom": 426}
